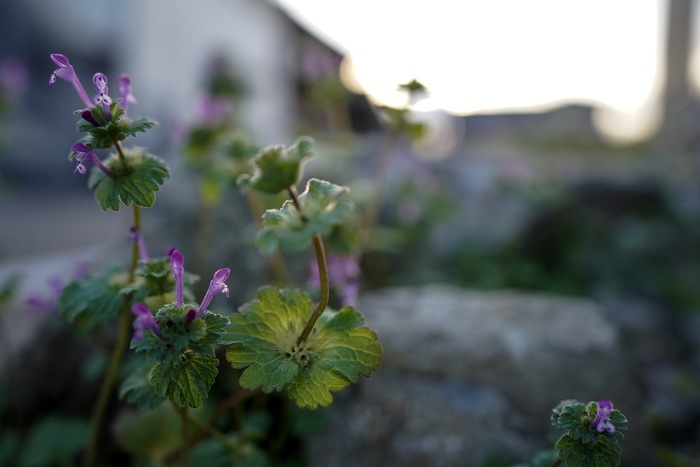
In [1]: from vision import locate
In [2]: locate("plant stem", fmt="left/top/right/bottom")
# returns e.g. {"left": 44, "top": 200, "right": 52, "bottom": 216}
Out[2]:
{"left": 551, "top": 458, "right": 562, "bottom": 467}
{"left": 285, "top": 187, "right": 330, "bottom": 344}
{"left": 113, "top": 139, "right": 126, "bottom": 163}
{"left": 185, "top": 412, "right": 239, "bottom": 454}
{"left": 83, "top": 204, "right": 141, "bottom": 467}
{"left": 363, "top": 130, "right": 399, "bottom": 231}
{"left": 244, "top": 191, "right": 289, "bottom": 285}
{"left": 297, "top": 234, "right": 329, "bottom": 345}
{"left": 177, "top": 404, "right": 189, "bottom": 467}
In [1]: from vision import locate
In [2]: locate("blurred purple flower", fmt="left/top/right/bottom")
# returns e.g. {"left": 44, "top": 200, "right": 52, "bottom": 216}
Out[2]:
{"left": 302, "top": 47, "right": 340, "bottom": 81}
{"left": 591, "top": 399, "right": 615, "bottom": 433}
{"left": 130, "top": 227, "right": 149, "bottom": 261}
{"left": 71, "top": 143, "right": 112, "bottom": 176}
{"left": 25, "top": 263, "right": 90, "bottom": 317}
{"left": 118, "top": 74, "right": 137, "bottom": 114}
{"left": 92, "top": 72, "right": 112, "bottom": 118}
{"left": 48, "top": 53, "right": 92, "bottom": 108}
{"left": 196, "top": 94, "right": 234, "bottom": 125}
{"left": 131, "top": 303, "right": 162, "bottom": 341}
{"left": 0, "top": 57, "right": 28, "bottom": 101}
{"left": 309, "top": 253, "right": 360, "bottom": 306}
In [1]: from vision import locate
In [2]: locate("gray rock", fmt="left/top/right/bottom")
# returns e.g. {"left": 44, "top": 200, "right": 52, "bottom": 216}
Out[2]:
{"left": 306, "top": 284, "right": 651, "bottom": 466}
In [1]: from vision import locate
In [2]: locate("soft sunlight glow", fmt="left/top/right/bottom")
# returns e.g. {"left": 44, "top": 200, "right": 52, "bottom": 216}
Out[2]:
{"left": 276, "top": 0, "right": 666, "bottom": 143}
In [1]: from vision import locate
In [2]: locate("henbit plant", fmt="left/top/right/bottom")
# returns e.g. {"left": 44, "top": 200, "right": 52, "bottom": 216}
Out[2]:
{"left": 45, "top": 53, "right": 382, "bottom": 466}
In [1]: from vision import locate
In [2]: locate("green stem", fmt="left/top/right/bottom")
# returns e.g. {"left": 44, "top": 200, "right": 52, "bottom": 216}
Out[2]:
{"left": 363, "top": 130, "right": 399, "bottom": 231}
{"left": 285, "top": 187, "right": 330, "bottom": 345}
{"left": 177, "top": 404, "right": 189, "bottom": 467}
{"left": 244, "top": 191, "right": 290, "bottom": 285}
{"left": 297, "top": 234, "right": 329, "bottom": 345}
{"left": 113, "top": 139, "right": 127, "bottom": 163}
{"left": 185, "top": 413, "right": 239, "bottom": 454}
{"left": 83, "top": 204, "right": 141, "bottom": 467}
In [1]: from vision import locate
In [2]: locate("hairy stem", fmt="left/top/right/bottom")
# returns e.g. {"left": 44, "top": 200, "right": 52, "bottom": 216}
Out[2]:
{"left": 113, "top": 139, "right": 127, "bottom": 163}
{"left": 83, "top": 204, "right": 141, "bottom": 467}
{"left": 285, "top": 187, "right": 330, "bottom": 344}
{"left": 297, "top": 234, "right": 329, "bottom": 345}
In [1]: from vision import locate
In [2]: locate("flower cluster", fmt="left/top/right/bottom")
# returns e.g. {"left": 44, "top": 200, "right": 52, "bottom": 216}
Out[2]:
{"left": 130, "top": 249, "right": 230, "bottom": 341}
{"left": 49, "top": 53, "right": 137, "bottom": 175}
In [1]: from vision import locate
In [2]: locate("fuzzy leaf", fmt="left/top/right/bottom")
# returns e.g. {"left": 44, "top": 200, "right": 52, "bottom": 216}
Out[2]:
{"left": 225, "top": 286, "right": 382, "bottom": 409}
{"left": 59, "top": 266, "right": 127, "bottom": 329}
{"left": 152, "top": 353, "right": 218, "bottom": 408}
{"left": 239, "top": 136, "right": 314, "bottom": 194}
{"left": 87, "top": 148, "right": 169, "bottom": 211}
{"left": 256, "top": 179, "right": 354, "bottom": 255}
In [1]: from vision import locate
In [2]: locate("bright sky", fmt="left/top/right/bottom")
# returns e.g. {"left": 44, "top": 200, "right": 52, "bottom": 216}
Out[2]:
{"left": 274, "top": 0, "right": 667, "bottom": 143}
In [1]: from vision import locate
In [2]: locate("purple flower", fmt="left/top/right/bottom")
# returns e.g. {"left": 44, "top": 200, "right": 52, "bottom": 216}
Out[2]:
{"left": 80, "top": 109, "right": 100, "bottom": 127}
{"left": 130, "top": 227, "right": 149, "bottom": 261}
{"left": 197, "top": 268, "right": 230, "bottom": 317}
{"left": 70, "top": 143, "right": 112, "bottom": 176}
{"left": 48, "top": 53, "right": 92, "bottom": 108}
{"left": 118, "top": 74, "right": 137, "bottom": 114}
{"left": 92, "top": 72, "right": 112, "bottom": 119}
{"left": 591, "top": 400, "right": 615, "bottom": 433}
{"left": 171, "top": 249, "right": 185, "bottom": 307}
{"left": 131, "top": 303, "right": 162, "bottom": 341}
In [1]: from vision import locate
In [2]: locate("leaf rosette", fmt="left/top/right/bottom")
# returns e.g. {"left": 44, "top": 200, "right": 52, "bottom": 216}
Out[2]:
{"left": 225, "top": 286, "right": 382, "bottom": 409}
{"left": 238, "top": 136, "right": 314, "bottom": 194}
{"left": 256, "top": 178, "right": 354, "bottom": 255}
{"left": 130, "top": 306, "right": 230, "bottom": 408}
{"left": 75, "top": 103, "right": 158, "bottom": 149}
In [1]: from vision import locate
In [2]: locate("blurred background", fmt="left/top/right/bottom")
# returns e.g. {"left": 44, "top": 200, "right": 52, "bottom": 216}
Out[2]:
{"left": 2, "top": 0, "right": 700, "bottom": 465}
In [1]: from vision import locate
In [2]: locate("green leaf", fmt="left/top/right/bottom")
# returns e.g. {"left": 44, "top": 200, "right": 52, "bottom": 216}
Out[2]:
{"left": 152, "top": 353, "right": 219, "bottom": 408}
{"left": 20, "top": 416, "right": 89, "bottom": 467}
{"left": 112, "top": 403, "right": 181, "bottom": 459}
{"left": 119, "top": 361, "right": 166, "bottom": 410}
{"left": 225, "top": 287, "right": 382, "bottom": 409}
{"left": 239, "top": 136, "right": 314, "bottom": 194}
{"left": 256, "top": 178, "right": 354, "bottom": 255}
{"left": 59, "top": 266, "right": 127, "bottom": 329}
{"left": 87, "top": 148, "right": 169, "bottom": 211}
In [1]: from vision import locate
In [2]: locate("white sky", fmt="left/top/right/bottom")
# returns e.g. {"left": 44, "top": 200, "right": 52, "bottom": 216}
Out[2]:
{"left": 275, "top": 0, "right": 668, "bottom": 143}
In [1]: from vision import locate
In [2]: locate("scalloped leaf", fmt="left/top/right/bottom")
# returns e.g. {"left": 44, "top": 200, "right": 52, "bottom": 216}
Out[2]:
{"left": 87, "top": 148, "right": 169, "bottom": 211}
{"left": 239, "top": 136, "right": 314, "bottom": 194}
{"left": 225, "top": 286, "right": 382, "bottom": 409}
{"left": 256, "top": 178, "right": 354, "bottom": 255}
{"left": 152, "top": 353, "right": 218, "bottom": 408}
{"left": 59, "top": 266, "right": 127, "bottom": 329}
